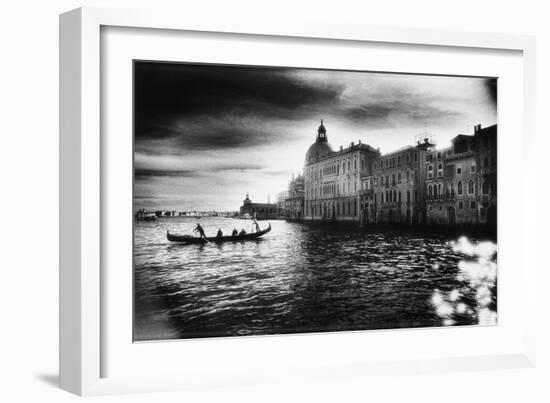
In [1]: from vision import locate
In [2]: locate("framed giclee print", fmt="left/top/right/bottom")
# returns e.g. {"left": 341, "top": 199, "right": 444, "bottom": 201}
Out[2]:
{"left": 60, "top": 7, "right": 537, "bottom": 396}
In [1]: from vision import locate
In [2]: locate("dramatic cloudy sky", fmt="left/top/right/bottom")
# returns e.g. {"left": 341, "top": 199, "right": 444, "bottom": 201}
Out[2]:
{"left": 134, "top": 61, "right": 497, "bottom": 212}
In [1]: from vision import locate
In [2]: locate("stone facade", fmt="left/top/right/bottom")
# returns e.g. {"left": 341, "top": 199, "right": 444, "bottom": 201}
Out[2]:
{"left": 425, "top": 124, "right": 497, "bottom": 226}
{"left": 367, "top": 143, "right": 432, "bottom": 224}
{"left": 303, "top": 122, "right": 380, "bottom": 221}
{"left": 284, "top": 174, "right": 305, "bottom": 220}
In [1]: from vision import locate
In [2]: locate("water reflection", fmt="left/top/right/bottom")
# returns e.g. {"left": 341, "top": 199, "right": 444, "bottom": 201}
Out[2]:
{"left": 430, "top": 237, "right": 498, "bottom": 326}
{"left": 134, "top": 217, "right": 496, "bottom": 341}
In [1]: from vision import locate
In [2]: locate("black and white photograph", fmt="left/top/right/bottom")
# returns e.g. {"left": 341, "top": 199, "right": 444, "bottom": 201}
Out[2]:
{"left": 133, "top": 61, "right": 498, "bottom": 342}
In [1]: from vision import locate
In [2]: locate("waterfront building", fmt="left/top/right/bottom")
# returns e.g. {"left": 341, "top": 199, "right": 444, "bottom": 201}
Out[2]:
{"left": 304, "top": 120, "right": 380, "bottom": 221}
{"left": 425, "top": 124, "right": 497, "bottom": 226}
{"left": 369, "top": 138, "right": 434, "bottom": 224}
{"left": 239, "top": 193, "right": 279, "bottom": 219}
{"left": 285, "top": 121, "right": 496, "bottom": 227}
{"left": 285, "top": 173, "right": 305, "bottom": 220}
{"left": 275, "top": 190, "right": 289, "bottom": 215}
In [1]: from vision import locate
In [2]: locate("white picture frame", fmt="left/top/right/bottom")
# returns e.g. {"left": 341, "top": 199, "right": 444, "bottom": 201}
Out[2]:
{"left": 60, "top": 6, "right": 537, "bottom": 396}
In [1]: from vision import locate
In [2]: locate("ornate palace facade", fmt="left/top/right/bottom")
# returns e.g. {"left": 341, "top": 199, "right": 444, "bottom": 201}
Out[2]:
{"left": 303, "top": 121, "right": 380, "bottom": 221}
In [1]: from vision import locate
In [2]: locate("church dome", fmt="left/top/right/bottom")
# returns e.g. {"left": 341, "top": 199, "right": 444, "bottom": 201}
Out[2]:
{"left": 305, "top": 119, "right": 334, "bottom": 164}
{"left": 305, "top": 141, "right": 334, "bottom": 164}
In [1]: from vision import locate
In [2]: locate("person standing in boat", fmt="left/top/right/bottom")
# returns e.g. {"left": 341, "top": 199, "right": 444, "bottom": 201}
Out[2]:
{"left": 252, "top": 218, "right": 261, "bottom": 233}
{"left": 193, "top": 222, "right": 207, "bottom": 240}
{"left": 216, "top": 228, "right": 223, "bottom": 239}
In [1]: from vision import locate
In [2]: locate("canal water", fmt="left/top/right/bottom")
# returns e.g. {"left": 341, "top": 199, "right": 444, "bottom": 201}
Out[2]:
{"left": 134, "top": 217, "right": 493, "bottom": 341}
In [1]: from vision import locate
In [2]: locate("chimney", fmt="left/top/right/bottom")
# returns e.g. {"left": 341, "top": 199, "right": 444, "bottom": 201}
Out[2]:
{"left": 358, "top": 139, "right": 362, "bottom": 144}
{"left": 340, "top": 145, "right": 343, "bottom": 151}
{"left": 351, "top": 141, "right": 355, "bottom": 147}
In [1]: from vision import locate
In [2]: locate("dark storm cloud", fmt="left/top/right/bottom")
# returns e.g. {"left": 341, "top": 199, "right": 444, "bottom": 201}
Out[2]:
{"left": 343, "top": 101, "right": 461, "bottom": 125}
{"left": 135, "top": 162, "right": 266, "bottom": 179}
{"left": 135, "top": 116, "right": 296, "bottom": 153}
{"left": 134, "top": 61, "right": 343, "bottom": 150}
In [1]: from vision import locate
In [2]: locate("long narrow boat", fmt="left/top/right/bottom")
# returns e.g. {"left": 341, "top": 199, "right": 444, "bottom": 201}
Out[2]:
{"left": 167, "top": 224, "right": 271, "bottom": 244}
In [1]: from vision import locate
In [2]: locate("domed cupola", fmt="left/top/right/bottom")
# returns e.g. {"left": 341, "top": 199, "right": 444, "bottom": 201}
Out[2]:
{"left": 305, "top": 119, "right": 334, "bottom": 164}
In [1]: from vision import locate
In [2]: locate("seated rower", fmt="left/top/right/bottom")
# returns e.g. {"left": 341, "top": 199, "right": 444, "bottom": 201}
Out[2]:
{"left": 216, "top": 228, "right": 223, "bottom": 238}
{"left": 232, "top": 228, "right": 238, "bottom": 237}
{"left": 239, "top": 229, "right": 247, "bottom": 236}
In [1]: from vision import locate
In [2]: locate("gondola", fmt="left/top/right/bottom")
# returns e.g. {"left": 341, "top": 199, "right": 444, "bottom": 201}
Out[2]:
{"left": 166, "top": 224, "right": 271, "bottom": 244}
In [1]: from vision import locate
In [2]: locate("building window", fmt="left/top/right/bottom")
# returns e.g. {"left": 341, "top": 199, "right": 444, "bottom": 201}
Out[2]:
{"left": 458, "top": 201, "right": 464, "bottom": 209}
{"left": 457, "top": 165, "right": 462, "bottom": 175}
{"left": 406, "top": 170, "right": 410, "bottom": 181}
{"left": 468, "top": 180, "right": 474, "bottom": 194}
{"left": 457, "top": 181, "right": 463, "bottom": 195}
{"left": 429, "top": 206, "right": 433, "bottom": 211}
{"left": 439, "top": 206, "right": 442, "bottom": 211}
{"left": 407, "top": 154, "right": 410, "bottom": 163}
{"left": 482, "top": 181, "right": 490, "bottom": 195}
{"left": 471, "top": 164, "right": 476, "bottom": 173}
{"left": 438, "top": 163, "right": 443, "bottom": 177}
{"left": 414, "top": 153, "right": 417, "bottom": 162}
{"left": 398, "top": 156, "right": 401, "bottom": 165}
{"left": 470, "top": 201, "right": 476, "bottom": 209}
{"left": 428, "top": 184, "right": 433, "bottom": 198}
{"left": 428, "top": 165, "right": 433, "bottom": 178}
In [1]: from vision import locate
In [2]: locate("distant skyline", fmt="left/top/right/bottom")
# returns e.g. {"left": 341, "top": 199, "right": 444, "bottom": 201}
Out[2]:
{"left": 134, "top": 62, "right": 497, "bottom": 212}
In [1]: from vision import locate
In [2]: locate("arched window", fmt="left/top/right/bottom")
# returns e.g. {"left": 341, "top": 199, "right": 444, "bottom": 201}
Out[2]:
{"left": 433, "top": 184, "right": 438, "bottom": 198}
{"left": 482, "top": 181, "right": 490, "bottom": 195}
{"left": 406, "top": 191, "right": 411, "bottom": 203}
{"left": 381, "top": 192, "right": 384, "bottom": 203}
{"left": 406, "top": 170, "right": 410, "bottom": 181}
{"left": 438, "top": 183, "right": 442, "bottom": 197}
{"left": 468, "top": 180, "right": 474, "bottom": 194}
{"left": 428, "top": 184, "right": 433, "bottom": 198}
{"left": 458, "top": 181, "right": 463, "bottom": 195}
